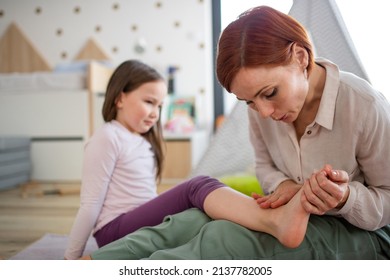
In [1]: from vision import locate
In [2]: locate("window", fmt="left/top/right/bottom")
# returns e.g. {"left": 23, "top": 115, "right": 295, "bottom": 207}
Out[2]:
{"left": 336, "top": 0, "right": 389, "bottom": 99}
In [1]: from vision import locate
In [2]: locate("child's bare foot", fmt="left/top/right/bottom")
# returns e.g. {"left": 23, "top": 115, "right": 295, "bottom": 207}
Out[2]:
{"left": 270, "top": 190, "right": 309, "bottom": 248}
{"left": 204, "top": 187, "right": 309, "bottom": 248}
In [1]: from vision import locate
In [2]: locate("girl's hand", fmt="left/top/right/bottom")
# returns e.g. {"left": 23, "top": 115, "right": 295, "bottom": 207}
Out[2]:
{"left": 252, "top": 180, "right": 301, "bottom": 209}
{"left": 301, "top": 164, "right": 350, "bottom": 215}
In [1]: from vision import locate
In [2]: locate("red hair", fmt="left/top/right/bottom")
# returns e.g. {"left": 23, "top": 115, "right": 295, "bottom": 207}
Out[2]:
{"left": 216, "top": 6, "right": 314, "bottom": 92}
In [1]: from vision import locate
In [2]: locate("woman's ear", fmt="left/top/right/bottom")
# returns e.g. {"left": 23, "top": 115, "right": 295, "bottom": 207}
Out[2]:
{"left": 292, "top": 43, "right": 309, "bottom": 70}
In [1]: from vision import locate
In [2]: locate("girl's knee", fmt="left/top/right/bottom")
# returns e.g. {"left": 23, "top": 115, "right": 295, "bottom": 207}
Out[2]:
{"left": 188, "top": 176, "right": 225, "bottom": 205}
{"left": 189, "top": 175, "right": 213, "bottom": 182}
{"left": 189, "top": 175, "right": 224, "bottom": 189}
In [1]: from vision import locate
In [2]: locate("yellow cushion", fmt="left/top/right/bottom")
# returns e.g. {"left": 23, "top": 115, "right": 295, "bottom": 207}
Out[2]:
{"left": 219, "top": 175, "right": 263, "bottom": 197}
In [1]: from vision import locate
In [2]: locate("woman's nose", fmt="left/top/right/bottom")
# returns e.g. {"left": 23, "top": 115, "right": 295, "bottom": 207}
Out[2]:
{"left": 255, "top": 101, "right": 274, "bottom": 119}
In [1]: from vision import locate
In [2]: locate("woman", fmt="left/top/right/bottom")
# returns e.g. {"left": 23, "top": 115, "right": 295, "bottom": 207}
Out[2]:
{"left": 216, "top": 6, "right": 390, "bottom": 230}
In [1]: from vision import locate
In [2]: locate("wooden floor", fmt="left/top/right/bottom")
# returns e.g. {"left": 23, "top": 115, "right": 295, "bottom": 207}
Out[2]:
{"left": 0, "top": 181, "right": 173, "bottom": 260}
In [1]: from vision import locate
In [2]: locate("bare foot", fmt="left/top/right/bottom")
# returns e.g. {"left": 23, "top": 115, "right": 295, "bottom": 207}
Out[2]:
{"left": 204, "top": 187, "right": 309, "bottom": 248}
{"left": 270, "top": 189, "right": 309, "bottom": 248}
{"left": 79, "top": 255, "right": 92, "bottom": 260}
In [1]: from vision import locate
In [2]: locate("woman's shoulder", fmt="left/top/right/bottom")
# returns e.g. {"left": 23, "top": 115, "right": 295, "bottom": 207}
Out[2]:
{"left": 338, "top": 72, "right": 390, "bottom": 125}
{"left": 339, "top": 71, "right": 387, "bottom": 105}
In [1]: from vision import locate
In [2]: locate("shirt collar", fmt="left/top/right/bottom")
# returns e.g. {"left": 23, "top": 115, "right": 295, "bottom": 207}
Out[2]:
{"left": 314, "top": 58, "right": 340, "bottom": 131}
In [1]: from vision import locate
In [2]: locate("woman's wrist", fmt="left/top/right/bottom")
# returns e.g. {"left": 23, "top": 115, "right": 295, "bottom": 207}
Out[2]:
{"left": 336, "top": 185, "right": 350, "bottom": 209}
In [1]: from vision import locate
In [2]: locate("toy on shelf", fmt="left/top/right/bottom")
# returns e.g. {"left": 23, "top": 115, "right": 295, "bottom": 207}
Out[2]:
{"left": 164, "top": 96, "right": 196, "bottom": 134}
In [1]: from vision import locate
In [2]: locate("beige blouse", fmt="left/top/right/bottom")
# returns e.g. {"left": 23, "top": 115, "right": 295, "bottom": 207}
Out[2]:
{"left": 248, "top": 58, "right": 390, "bottom": 231}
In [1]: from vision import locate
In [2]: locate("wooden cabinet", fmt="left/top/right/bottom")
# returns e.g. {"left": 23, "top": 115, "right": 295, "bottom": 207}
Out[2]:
{"left": 161, "top": 130, "right": 208, "bottom": 183}
{"left": 162, "top": 140, "right": 192, "bottom": 180}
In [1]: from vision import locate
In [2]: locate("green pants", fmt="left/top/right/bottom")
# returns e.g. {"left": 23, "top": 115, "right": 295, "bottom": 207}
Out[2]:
{"left": 91, "top": 208, "right": 390, "bottom": 260}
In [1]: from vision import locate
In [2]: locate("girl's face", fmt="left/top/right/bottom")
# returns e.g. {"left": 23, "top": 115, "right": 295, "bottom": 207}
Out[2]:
{"left": 116, "top": 80, "right": 167, "bottom": 134}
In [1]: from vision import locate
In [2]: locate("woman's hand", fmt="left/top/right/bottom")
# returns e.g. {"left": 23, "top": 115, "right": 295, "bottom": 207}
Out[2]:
{"left": 301, "top": 164, "right": 350, "bottom": 215}
{"left": 252, "top": 180, "right": 301, "bottom": 209}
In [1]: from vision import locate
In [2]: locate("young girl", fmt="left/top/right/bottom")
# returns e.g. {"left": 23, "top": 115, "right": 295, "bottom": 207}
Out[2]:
{"left": 65, "top": 59, "right": 310, "bottom": 260}
{"left": 65, "top": 60, "right": 215, "bottom": 259}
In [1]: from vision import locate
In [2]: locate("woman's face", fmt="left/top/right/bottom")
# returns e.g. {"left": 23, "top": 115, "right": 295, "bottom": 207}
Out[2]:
{"left": 116, "top": 80, "right": 167, "bottom": 134}
{"left": 230, "top": 62, "right": 309, "bottom": 123}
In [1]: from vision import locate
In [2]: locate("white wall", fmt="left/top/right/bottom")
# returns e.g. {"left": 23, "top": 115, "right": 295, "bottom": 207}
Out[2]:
{"left": 0, "top": 0, "right": 214, "bottom": 127}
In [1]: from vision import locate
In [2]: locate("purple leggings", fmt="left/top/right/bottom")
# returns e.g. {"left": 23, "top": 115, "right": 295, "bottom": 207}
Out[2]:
{"left": 93, "top": 175, "right": 225, "bottom": 247}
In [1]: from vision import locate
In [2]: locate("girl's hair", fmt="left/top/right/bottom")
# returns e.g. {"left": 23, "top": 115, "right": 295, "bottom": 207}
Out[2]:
{"left": 216, "top": 6, "right": 315, "bottom": 92}
{"left": 102, "top": 60, "right": 165, "bottom": 181}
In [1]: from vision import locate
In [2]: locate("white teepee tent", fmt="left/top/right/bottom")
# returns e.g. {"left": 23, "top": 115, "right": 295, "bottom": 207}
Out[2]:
{"left": 288, "top": 0, "right": 369, "bottom": 80}
{"left": 191, "top": 0, "right": 368, "bottom": 178}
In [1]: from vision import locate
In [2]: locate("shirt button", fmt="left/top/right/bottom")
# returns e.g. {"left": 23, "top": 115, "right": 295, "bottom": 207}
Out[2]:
{"left": 297, "top": 176, "right": 301, "bottom": 182}
{"left": 307, "top": 130, "right": 312, "bottom": 135}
